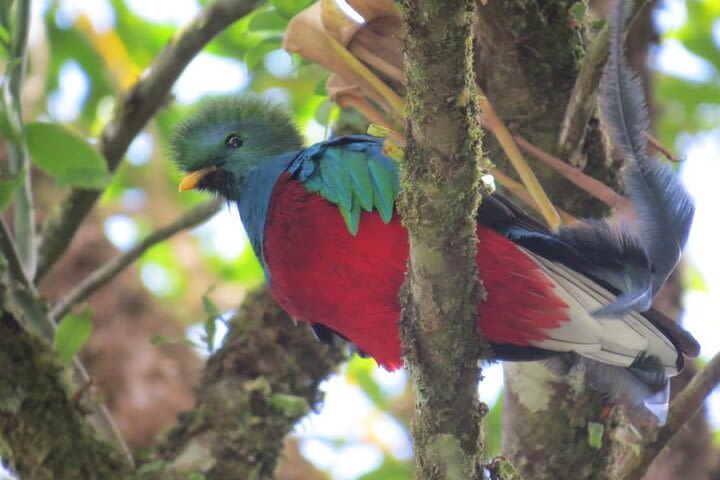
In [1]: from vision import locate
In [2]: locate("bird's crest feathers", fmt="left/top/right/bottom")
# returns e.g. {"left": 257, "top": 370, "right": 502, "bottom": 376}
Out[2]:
{"left": 171, "top": 95, "right": 303, "bottom": 173}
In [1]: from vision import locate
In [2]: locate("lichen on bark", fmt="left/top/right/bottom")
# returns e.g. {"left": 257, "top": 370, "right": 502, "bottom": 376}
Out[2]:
{"left": 395, "top": 0, "right": 488, "bottom": 478}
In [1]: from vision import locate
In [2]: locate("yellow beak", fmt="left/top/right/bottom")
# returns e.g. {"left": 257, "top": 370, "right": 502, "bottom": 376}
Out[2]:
{"left": 178, "top": 166, "right": 216, "bottom": 192}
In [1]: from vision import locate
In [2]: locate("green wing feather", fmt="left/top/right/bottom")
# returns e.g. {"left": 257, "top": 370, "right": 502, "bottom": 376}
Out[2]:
{"left": 291, "top": 137, "right": 400, "bottom": 235}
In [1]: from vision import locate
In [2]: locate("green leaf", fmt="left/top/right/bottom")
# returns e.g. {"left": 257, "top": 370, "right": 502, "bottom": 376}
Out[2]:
{"left": 54, "top": 310, "right": 93, "bottom": 364}
{"left": 244, "top": 36, "right": 283, "bottom": 70}
{"left": 313, "top": 78, "right": 328, "bottom": 96}
{"left": 249, "top": 10, "right": 288, "bottom": 31}
{"left": 357, "top": 456, "right": 412, "bottom": 480}
{"left": 684, "top": 263, "right": 710, "bottom": 293}
{"left": 346, "top": 356, "right": 387, "bottom": 409}
{"left": 485, "top": 394, "right": 503, "bottom": 456}
{"left": 25, "top": 122, "right": 111, "bottom": 189}
{"left": 271, "top": 0, "right": 314, "bottom": 18}
{"left": 137, "top": 460, "right": 166, "bottom": 475}
{"left": 587, "top": 421, "right": 604, "bottom": 449}
{"left": 0, "top": 169, "right": 26, "bottom": 212}
{"left": 0, "top": 24, "right": 9, "bottom": 48}
{"left": 269, "top": 393, "right": 310, "bottom": 417}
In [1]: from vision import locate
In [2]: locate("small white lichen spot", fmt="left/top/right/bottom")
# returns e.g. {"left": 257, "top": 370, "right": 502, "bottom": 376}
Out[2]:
{"left": 481, "top": 173, "right": 496, "bottom": 195}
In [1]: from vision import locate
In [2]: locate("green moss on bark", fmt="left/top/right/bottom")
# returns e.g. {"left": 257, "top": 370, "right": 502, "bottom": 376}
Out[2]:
{"left": 156, "top": 288, "right": 345, "bottom": 479}
{"left": 396, "top": 0, "right": 487, "bottom": 478}
{"left": 0, "top": 313, "right": 127, "bottom": 480}
{"left": 474, "top": 0, "right": 614, "bottom": 218}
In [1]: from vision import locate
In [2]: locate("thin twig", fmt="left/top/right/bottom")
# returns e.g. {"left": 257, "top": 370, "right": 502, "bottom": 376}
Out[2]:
{"left": 350, "top": 42, "right": 406, "bottom": 84}
{"left": 619, "top": 351, "right": 720, "bottom": 480}
{"left": 644, "top": 131, "right": 681, "bottom": 162}
{"left": 35, "top": 0, "right": 263, "bottom": 282}
{"left": 4, "top": 0, "right": 36, "bottom": 275}
{"left": 511, "top": 131, "right": 631, "bottom": 210}
{"left": 477, "top": 92, "right": 562, "bottom": 229}
{"left": 0, "top": 217, "right": 33, "bottom": 290}
{"left": 51, "top": 200, "right": 219, "bottom": 321}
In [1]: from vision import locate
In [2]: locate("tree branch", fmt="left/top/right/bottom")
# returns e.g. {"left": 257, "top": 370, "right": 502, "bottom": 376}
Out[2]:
{"left": 556, "top": 1, "right": 650, "bottom": 161}
{"left": 556, "top": 23, "right": 609, "bottom": 160}
{"left": 0, "top": 309, "right": 129, "bottom": 479}
{"left": 4, "top": 0, "right": 36, "bottom": 275}
{"left": 50, "top": 200, "right": 220, "bottom": 321}
{"left": 154, "top": 288, "right": 345, "bottom": 478}
{"left": 35, "top": 0, "right": 263, "bottom": 282}
{"left": 510, "top": 131, "right": 631, "bottom": 211}
{"left": 0, "top": 217, "right": 33, "bottom": 291}
{"left": 619, "top": 351, "right": 720, "bottom": 480}
{"left": 0, "top": 229, "right": 134, "bottom": 467}
{"left": 396, "top": 1, "right": 487, "bottom": 478}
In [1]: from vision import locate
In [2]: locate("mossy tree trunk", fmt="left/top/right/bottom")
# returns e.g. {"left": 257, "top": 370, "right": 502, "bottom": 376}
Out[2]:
{"left": 395, "top": 1, "right": 489, "bottom": 478}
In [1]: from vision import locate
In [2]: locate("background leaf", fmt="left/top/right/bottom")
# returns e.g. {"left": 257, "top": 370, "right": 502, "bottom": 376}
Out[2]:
{"left": 25, "top": 122, "right": 111, "bottom": 189}
{"left": 0, "top": 169, "right": 26, "bottom": 212}
{"left": 54, "top": 310, "right": 93, "bottom": 364}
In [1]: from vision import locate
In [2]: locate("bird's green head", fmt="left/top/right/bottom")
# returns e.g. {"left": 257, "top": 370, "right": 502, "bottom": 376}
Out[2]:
{"left": 172, "top": 95, "right": 303, "bottom": 199}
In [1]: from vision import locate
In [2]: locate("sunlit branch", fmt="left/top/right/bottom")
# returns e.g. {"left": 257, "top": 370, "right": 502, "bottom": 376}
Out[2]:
{"left": 4, "top": 0, "right": 36, "bottom": 275}
{"left": 51, "top": 200, "right": 219, "bottom": 322}
{"left": 35, "top": 0, "right": 263, "bottom": 282}
{"left": 619, "top": 350, "right": 720, "bottom": 480}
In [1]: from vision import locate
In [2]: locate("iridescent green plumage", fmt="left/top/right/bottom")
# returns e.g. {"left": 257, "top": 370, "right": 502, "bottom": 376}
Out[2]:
{"left": 288, "top": 137, "right": 400, "bottom": 235}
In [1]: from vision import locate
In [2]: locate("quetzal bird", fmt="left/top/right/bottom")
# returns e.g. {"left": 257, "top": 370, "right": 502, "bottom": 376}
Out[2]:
{"left": 171, "top": 3, "right": 698, "bottom": 416}
{"left": 172, "top": 95, "right": 697, "bottom": 414}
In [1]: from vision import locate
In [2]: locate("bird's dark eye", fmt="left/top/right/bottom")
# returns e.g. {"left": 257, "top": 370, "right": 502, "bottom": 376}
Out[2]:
{"left": 225, "top": 133, "right": 243, "bottom": 148}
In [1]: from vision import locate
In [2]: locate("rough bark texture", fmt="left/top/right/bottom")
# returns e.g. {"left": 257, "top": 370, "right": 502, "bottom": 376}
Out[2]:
{"left": 0, "top": 283, "right": 343, "bottom": 479}
{"left": 0, "top": 310, "right": 127, "bottom": 479}
{"left": 396, "top": 1, "right": 487, "bottom": 478}
{"left": 155, "top": 288, "right": 345, "bottom": 479}
{"left": 474, "top": 0, "right": 618, "bottom": 219}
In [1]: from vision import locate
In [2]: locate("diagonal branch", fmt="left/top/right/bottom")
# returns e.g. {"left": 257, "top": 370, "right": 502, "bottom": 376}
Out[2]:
{"left": 154, "top": 288, "right": 345, "bottom": 478}
{"left": 35, "top": 0, "right": 263, "bottom": 282}
{"left": 511, "top": 132, "right": 631, "bottom": 211}
{"left": 0, "top": 217, "right": 33, "bottom": 291}
{"left": 50, "top": 200, "right": 220, "bottom": 321}
{"left": 557, "top": 1, "right": 651, "bottom": 160}
{"left": 4, "top": 0, "right": 36, "bottom": 275}
{"left": 619, "top": 351, "right": 720, "bottom": 480}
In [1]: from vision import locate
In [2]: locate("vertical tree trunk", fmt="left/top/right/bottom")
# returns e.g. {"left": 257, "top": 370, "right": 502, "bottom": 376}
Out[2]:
{"left": 396, "top": 1, "right": 488, "bottom": 478}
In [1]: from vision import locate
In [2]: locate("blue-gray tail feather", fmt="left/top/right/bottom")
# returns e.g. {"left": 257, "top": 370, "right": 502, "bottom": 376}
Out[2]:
{"left": 598, "top": 0, "right": 695, "bottom": 316}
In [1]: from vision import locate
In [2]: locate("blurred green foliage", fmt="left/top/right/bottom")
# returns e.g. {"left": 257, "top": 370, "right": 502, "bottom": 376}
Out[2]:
{"left": 656, "top": 0, "right": 720, "bottom": 142}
